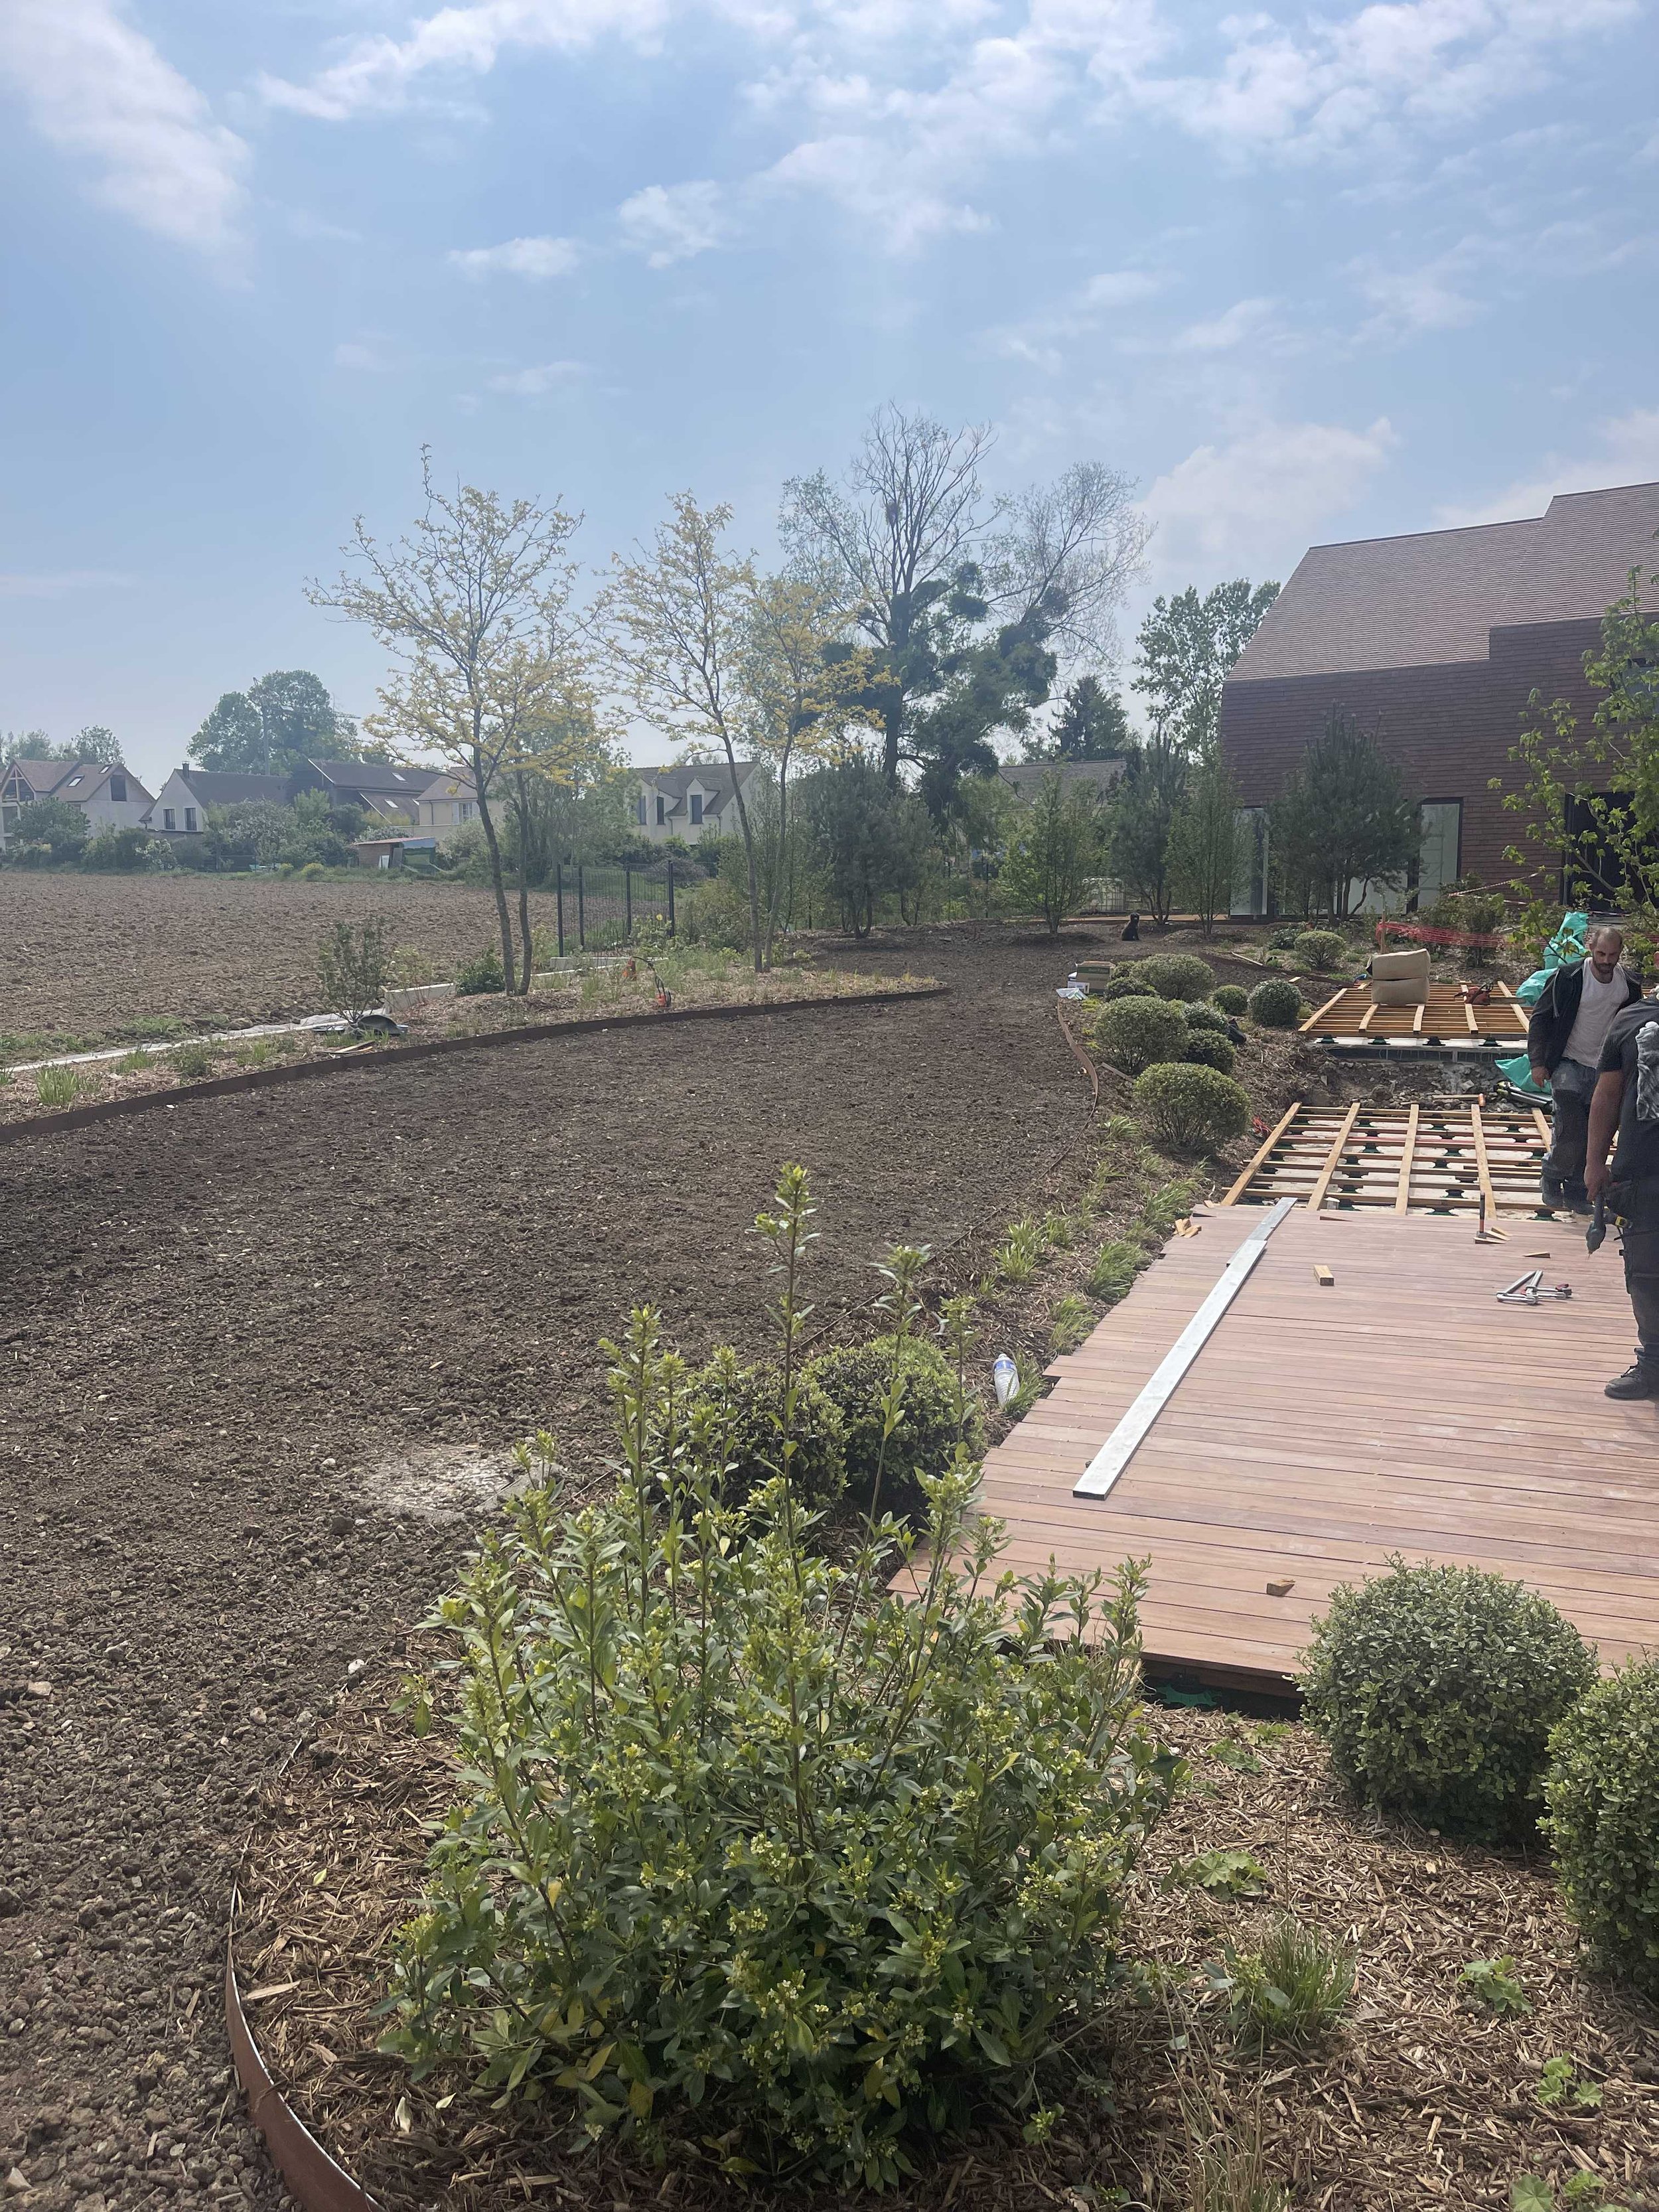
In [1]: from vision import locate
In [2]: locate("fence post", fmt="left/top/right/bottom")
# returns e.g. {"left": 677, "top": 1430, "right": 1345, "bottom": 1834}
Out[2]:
{"left": 667, "top": 856, "right": 676, "bottom": 938}
{"left": 577, "top": 862, "right": 585, "bottom": 951}
{"left": 624, "top": 863, "right": 632, "bottom": 939}
{"left": 556, "top": 862, "right": 565, "bottom": 957}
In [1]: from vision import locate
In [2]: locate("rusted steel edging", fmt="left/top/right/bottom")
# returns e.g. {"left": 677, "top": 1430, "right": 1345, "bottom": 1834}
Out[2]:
{"left": 226, "top": 1890, "right": 385, "bottom": 2212}
{"left": 0, "top": 984, "right": 948, "bottom": 1147}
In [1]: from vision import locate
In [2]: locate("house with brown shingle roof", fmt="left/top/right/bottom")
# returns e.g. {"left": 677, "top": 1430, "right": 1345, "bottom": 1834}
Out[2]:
{"left": 1218, "top": 479, "right": 1659, "bottom": 913}
{"left": 0, "top": 757, "right": 153, "bottom": 848}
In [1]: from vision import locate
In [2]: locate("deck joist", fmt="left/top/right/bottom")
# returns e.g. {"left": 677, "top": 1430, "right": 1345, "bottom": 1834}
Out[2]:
{"left": 1299, "top": 980, "right": 1530, "bottom": 1043}
{"left": 1222, "top": 1102, "right": 1551, "bottom": 1215}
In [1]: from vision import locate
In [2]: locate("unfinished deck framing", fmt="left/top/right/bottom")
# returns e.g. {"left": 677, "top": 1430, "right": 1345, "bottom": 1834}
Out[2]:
{"left": 1298, "top": 980, "right": 1530, "bottom": 1042}
{"left": 1222, "top": 1101, "right": 1550, "bottom": 1214}
{"left": 966, "top": 1208, "right": 1659, "bottom": 1688}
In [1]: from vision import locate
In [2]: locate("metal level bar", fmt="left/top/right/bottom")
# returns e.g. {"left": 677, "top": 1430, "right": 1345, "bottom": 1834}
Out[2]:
{"left": 1074, "top": 1198, "right": 1297, "bottom": 1500}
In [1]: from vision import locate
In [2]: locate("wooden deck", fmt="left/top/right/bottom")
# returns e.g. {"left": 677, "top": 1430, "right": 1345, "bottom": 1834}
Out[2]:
{"left": 1221, "top": 1101, "right": 1550, "bottom": 1214}
{"left": 1299, "top": 980, "right": 1530, "bottom": 1041}
{"left": 973, "top": 1208, "right": 1659, "bottom": 1690}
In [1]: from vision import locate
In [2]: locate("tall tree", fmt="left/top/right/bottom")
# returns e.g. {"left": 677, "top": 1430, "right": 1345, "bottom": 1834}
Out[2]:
{"left": 1132, "top": 579, "right": 1279, "bottom": 754}
{"left": 504, "top": 677, "right": 618, "bottom": 991}
{"left": 1108, "top": 721, "right": 1186, "bottom": 924}
{"left": 1000, "top": 770, "right": 1106, "bottom": 936}
{"left": 1270, "top": 707, "right": 1417, "bottom": 920}
{"left": 1167, "top": 743, "right": 1247, "bottom": 936}
{"left": 1031, "top": 675, "right": 1132, "bottom": 761}
{"left": 311, "top": 453, "right": 583, "bottom": 990}
{"left": 781, "top": 407, "right": 1147, "bottom": 806}
{"left": 188, "top": 670, "right": 359, "bottom": 774}
{"left": 73, "top": 725, "right": 123, "bottom": 768}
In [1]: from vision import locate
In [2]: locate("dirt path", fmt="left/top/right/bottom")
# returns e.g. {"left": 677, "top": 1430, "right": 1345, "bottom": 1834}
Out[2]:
{"left": 0, "top": 928, "right": 1093, "bottom": 2211}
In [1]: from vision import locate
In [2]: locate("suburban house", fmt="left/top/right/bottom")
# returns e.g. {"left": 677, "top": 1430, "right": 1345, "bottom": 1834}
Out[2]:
{"left": 287, "top": 758, "right": 431, "bottom": 825}
{"left": 997, "top": 759, "right": 1125, "bottom": 804}
{"left": 0, "top": 757, "right": 153, "bottom": 849}
{"left": 144, "top": 769, "right": 287, "bottom": 841}
{"left": 417, "top": 770, "right": 479, "bottom": 842}
{"left": 632, "top": 762, "right": 759, "bottom": 846}
{"left": 1218, "top": 479, "right": 1659, "bottom": 914}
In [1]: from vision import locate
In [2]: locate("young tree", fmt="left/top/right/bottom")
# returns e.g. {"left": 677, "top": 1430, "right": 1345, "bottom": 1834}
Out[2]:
{"left": 1270, "top": 707, "right": 1417, "bottom": 920}
{"left": 1034, "top": 675, "right": 1132, "bottom": 761}
{"left": 1000, "top": 771, "right": 1106, "bottom": 936}
{"left": 504, "top": 678, "right": 618, "bottom": 990}
{"left": 1133, "top": 579, "right": 1279, "bottom": 753}
{"left": 1167, "top": 744, "right": 1247, "bottom": 936}
{"left": 1501, "top": 565, "right": 1659, "bottom": 922}
{"left": 15, "top": 796, "right": 90, "bottom": 862}
{"left": 1108, "top": 723, "right": 1186, "bottom": 924}
{"left": 310, "top": 455, "right": 582, "bottom": 990}
{"left": 800, "top": 756, "right": 911, "bottom": 937}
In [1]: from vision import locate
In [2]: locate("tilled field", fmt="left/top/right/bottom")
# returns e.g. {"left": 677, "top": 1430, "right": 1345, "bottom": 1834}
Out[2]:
{"left": 0, "top": 930, "right": 1095, "bottom": 2211}
{"left": 0, "top": 873, "right": 567, "bottom": 1042}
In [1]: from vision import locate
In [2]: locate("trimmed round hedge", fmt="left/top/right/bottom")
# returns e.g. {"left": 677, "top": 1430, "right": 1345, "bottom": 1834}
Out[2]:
{"left": 1183, "top": 1000, "right": 1231, "bottom": 1035}
{"left": 1096, "top": 972, "right": 1157, "bottom": 1002}
{"left": 1132, "top": 1061, "right": 1251, "bottom": 1151}
{"left": 1294, "top": 929, "right": 1348, "bottom": 972}
{"left": 683, "top": 1348, "right": 847, "bottom": 1511}
{"left": 1135, "top": 951, "right": 1216, "bottom": 1001}
{"left": 1091, "top": 993, "right": 1189, "bottom": 1075}
{"left": 1211, "top": 985, "right": 1250, "bottom": 1016}
{"left": 1180, "top": 1031, "right": 1237, "bottom": 1075}
{"left": 1248, "top": 976, "right": 1304, "bottom": 1028}
{"left": 1545, "top": 1659, "right": 1659, "bottom": 1993}
{"left": 1302, "top": 1560, "right": 1599, "bottom": 1840}
{"left": 806, "top": 1333, "right": 983, "bottom": 1526}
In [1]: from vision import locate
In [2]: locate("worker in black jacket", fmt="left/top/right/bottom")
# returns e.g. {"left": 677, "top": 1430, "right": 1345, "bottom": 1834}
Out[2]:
{"left": 1528, "top": 922, "right": 1644, "bottom": 1210}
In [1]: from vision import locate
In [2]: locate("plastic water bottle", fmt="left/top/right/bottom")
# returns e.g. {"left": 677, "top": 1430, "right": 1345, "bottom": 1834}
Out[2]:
{"left": 992, "top": 1354, "right": 1019, "bottom": 1408}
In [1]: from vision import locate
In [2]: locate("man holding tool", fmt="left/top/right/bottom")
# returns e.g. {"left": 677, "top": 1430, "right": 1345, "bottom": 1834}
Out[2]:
{"left": 1528, "top": 921, "right": 1643, "bottom": 1211}
{"left": 1584, "top": 984, "right": 1659, "bottom": 1398}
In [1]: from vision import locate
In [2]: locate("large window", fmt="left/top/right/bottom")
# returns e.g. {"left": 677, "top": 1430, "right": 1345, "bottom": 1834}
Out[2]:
{"left": 656, "top": 794, "right": 666, "bottom": 826}
{"left": 1230, "top": 808, "right": 1271, "bottom": 917}
{"left": 1411, "top": 800, "right": 1461, "bottom": 909}
{"left": 184, "top": 807, "right": 197, "bottom": 832}
{"left": 689, "top": 793, "right": 704, "bottom": 825}
{"left": 109, "top": 773, "right": 127, "bottom": 803}
{"left": 163, "top": 808, "right": 175, "bottom": 831}
{"left": 635, "top": 795, "right": 646, "bottom": 826}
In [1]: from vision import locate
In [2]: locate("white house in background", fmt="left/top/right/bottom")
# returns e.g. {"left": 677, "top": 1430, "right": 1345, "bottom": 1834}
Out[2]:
{"left": 0, "top": 757, "right": 153, "bottom": 849}
{"left": 416, "top": 770, "right": 479, "bottom": 843}
{"left": 143, "top": 768, "right": 287, "bottom": 842}
{"left": 632, "top": 761, "right": 760, "bottom": 846}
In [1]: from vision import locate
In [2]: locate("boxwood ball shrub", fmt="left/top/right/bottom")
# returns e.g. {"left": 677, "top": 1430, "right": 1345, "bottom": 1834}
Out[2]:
{"left": 1183, "top": 1000, "right": 1231, "bottom": 1035}
{"left": 682, "top": 1345, "right": 846, "bottom": 1511}
{"left": 1133, "top": 1061, "right": 1251, "bottom": 1151}
{"left": 1097, "top": 971, "right": 1158, "bottom": 1001}
{"left": 1248, "top": 976, "right": 1304, "bottom": 1028}
{"left": 1544, "top": 1659, "right": 1659, "bottom": 1993}
{"left": 1091, "top": 992, "right": 1189, "bottom": 1075}
{"left": 1293, "top": 929, "right": 1348, "bottom": 972}
{"left": 1211, "top": 984, "right": 1250, "bottom": 1016}
{"left": 382, "top": 1167, "right": 1180, "bottom": 2188}
{"left": 1302, "top": 1560, "right": 1599, "bottom": 1840}
{"left": 1135, "top": 950, "right": 1216, "bottom": 1001}
{"left": 806, "top": 1332, "right": 983, "bottom": 1525}
{"left": 1180, "top": 1030, "right": 1237, "bottom": 1075}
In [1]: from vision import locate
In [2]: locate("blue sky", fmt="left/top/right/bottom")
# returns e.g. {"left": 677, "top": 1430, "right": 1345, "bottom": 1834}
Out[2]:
{"left": 2, "top": 0, "right": 1657, "bottom": 789}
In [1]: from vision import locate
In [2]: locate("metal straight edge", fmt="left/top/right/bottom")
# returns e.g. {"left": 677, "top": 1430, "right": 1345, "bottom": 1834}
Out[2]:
{"left": 1073, "top": 1197, "right": 1298, "bottom": 1500}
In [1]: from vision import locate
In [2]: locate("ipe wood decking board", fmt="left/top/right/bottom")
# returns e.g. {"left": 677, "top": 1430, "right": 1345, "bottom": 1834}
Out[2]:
{"left": 964, "top": 1209, "right": 1659, "bottom": 1688}
{"left": 1222, "top": 1102, "right": 1549, "bottom": 1215}
{"left": 1298, "top": 980, "right": 1530, "bottom": 1041}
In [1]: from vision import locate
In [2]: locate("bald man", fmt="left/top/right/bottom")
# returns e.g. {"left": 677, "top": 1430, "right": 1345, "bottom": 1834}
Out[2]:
{"left": 1527, "top": 922, "right": 1643, "bottom": 1211}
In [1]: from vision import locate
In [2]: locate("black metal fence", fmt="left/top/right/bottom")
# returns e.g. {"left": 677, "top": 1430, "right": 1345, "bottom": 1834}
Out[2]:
{"left": 547, "top": 859, "right": 691, "bottom": 954}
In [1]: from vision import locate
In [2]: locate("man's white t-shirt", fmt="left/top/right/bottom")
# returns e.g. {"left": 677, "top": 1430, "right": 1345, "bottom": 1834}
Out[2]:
{"left": 1563, "top": 963, "right": 1624, "bottom": 1069}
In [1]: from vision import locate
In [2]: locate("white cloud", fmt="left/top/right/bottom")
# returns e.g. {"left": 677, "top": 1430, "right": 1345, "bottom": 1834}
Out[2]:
{"left": 334, "top": 339, "right": 397, "bottom": 371}
{"left": 448, "top": 234, "right": 581, "bottom": 279}
{"left": 1143, "top": 415, "right": 1399, "bottom": 582}
{"left": 0, "top": 0, "right": 248, "bottom": 253}
{"left": 1169, "top": 297, "right": 1281, "bottom": 353}
{"left": 1434, "top": 410, "right": 1659, "bottom": 528}
{"left": 486, "top": 360, "right": 587, "bottom": 394}
{"left": 0, "top": 569, "right": 136, "bottom": 597}
{"left": 617, "top": 180, "right": 728, "bottom": 266}
{"left": 985, "top": 267, "right": 1165, "bottom": 368}
{"left": 1351, "top": 245, "right": 1483, "bottom": 341}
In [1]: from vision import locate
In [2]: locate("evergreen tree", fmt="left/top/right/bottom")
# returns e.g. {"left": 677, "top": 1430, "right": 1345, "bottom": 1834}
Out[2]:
{"left": 1270, "top": 707, "right": 1417, "bottom": 920}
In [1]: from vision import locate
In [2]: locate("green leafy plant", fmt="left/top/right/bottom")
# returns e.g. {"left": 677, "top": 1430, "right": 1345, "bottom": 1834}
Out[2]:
{"left": 681, "top": 1345, "right": 846, "bottom": 1513}
{"left": 1544, "top": 1657, "right": 1659, "bottom": 1994}
{"left": 1459, "top": 1956, "right": 1529, "bottom": 2017}
{"left": 806, "top": 1324, "right": 982, "bottom": 1526}
{"left": 168, "top": 1041, "right": 214, "bottom": 1080}
{"left": 1183, "top": 1001, "right": 1232, "bottom": 1035}
{"left": 1223, "top": 1917, "right": 1354, "bottom": 2046}
{"left": 1211, "top": 986, "right": 1250, "bottom": 1016}
{"left": 1266, "top": 926, "right": 1301, "bottom": 950}
{"left": 1041, "top": 1207, "right": 1076, "bottom": 1250}
{"left": 455, "top": 943, "right": 506, "bottom": 995}
{"left": 318, "top": 915, "right": 393, "bottom": 1020}
{"left": 1513, "top": 2175, "right": 1630, "bottom": 2212}
{"left": 381, "top": 1169, "right": 1182, "bottom": 2187}
{"left": 34, "top": 1064, "right": 82, "bottom": 1108}
{"left": 1179, "top": 2073, "right": 1291, "bottom": 2212}
{"left": 1049, "top": 1294, "right": 1093, "bottom": 1355}
{"left": 1091, "top": 994, "right": 1188, "bottom": 1075}
{"left": 1096, "top": 971, "right": 1159, "bottom": 1001}
{"left": 114, "top": 1049, "right": 152, "bottom": 1074}
{"left": 1302, "top": 1559, "right": 1598, "bottom": 1840}
{"left": 1536, "top": 2055, "right": 1602, "bottom": 2112}
{"left": 1252, "top": 1721, "right": 1294, "bottom": 1747}
{"left": 1181, "top": 1848, "right": 1269, "bottom": 1898}
{"left": 1246, "top": 977, "right": 1303, "bottom": 1028}
{"left": 1087, "top": 1240, "right": 1145, "bottom": 1304}
{"left": 1207, "top": 1737, "right": 1263, "bottom": 1774}
{"left": 995, "top": 1218, "right": 1045, "bottom": 1284}
{"left": 1292, "top": 929, "right": 1348, "bottom": 972}
{"left": 1135, "top": 952, "right": 1216, "bottom": 1001}
{"left": 1141, "top": 1177, "right": 1202, "bottom": 1238}
{"left": 1180, "top": 1031, "right": 1238, "bottom": 1076}
{"left": 1134, "top": 1062, "right": 1251, "bottom": 1151}
{"left": 234, "top": 1039, "right": 275, "bottom": 1069}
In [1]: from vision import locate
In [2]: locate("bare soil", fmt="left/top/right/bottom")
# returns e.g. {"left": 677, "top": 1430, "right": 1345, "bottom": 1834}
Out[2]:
{"left": 0, "top": 927, "right": 1098, "bottom": 2211}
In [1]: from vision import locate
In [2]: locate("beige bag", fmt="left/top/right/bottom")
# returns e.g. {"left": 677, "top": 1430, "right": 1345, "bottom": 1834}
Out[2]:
{"left": 1369, "top": 945, "right": 1429, "bottom": 1005}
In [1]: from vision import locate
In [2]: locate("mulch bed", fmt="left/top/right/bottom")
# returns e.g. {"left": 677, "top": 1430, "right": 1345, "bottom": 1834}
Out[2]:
{"left": 234, "top": 1674, "right": 1659, "bottom": 2211}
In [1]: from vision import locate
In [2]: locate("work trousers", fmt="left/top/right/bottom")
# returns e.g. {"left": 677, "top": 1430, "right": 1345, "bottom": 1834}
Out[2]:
{"left": 1611, "top": 1180, "right": 1659, "bottom": 1376}
{"left": 1542, "top": 1060, "right": 1598, "bottom": 1204}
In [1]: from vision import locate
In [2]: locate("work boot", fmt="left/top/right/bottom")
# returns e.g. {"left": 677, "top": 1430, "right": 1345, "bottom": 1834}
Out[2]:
{"left": 1540, "top": 1175, "right": 1565, "bottom": 1211}
{"left": 1605, "top": 1364, "right": 1659, "bottom": 1400}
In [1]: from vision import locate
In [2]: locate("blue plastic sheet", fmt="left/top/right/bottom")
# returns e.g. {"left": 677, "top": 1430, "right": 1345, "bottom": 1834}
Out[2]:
{"left": 1514, "top": 910, "right": 1589, "bottom": 1009}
